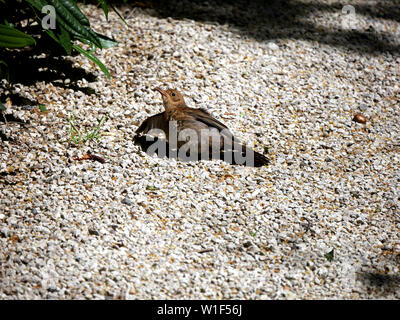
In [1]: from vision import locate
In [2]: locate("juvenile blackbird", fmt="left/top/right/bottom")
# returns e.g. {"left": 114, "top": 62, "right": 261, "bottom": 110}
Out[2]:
{"left": 134, "top": 87, "right": 269, "bottom": 167}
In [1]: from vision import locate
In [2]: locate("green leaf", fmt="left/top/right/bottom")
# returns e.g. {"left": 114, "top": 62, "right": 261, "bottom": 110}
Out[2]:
{"left": 0, "top": 101, "right": 6, "bottom": 111}
{"left": 38, "top": 104, "right": 48, "bottom": 112}
{"left": 25, "top": 0, "right": 70, "bottom": 51}
{"left": 0, "top": 24, "right": 36, "bottom": 48}
{"left": 23, "top": 1, "right": 115, "bottom": 78}
{"left": 61, "top": 0, "right": 90, "bottom": 26}
{"left": 43, "top": 27, "right": 60, "bottom": 44}
{"left": 58, "top": 24, "right": 72, "bottom": 54}
{"left": 24, "top": 0, "right": 48, "bottom": 12}
{"left": 95, "top": 32, "right": 118, "bottom": 49}
{"left": 76, "top": 33, "right": 118, "bottom": 49}
{"left": 73, "top": 35, "right": 90, "bottom": 45}
{"left": 72, "top": 44, "right": 110, "bottom": 78}
{"left": 324, "top": 249, "right": 334, "bottom": 262}
{"left": 47, "top": 0, "right": 102, "bottom": 48}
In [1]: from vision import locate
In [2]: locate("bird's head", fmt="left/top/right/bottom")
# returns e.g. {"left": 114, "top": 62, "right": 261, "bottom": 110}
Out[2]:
{"left": 155, "top": 87, "right": 185, "bottom": 109}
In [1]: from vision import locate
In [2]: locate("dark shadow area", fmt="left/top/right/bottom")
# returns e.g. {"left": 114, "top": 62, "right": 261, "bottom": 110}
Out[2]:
{"left": 0, "top": 36, "right": 99, "bottom": 113}
{"left": 0, "top": 171, "right": 17, "bottom": 177}
{"left": 357, "top": 271, "right": 400, "bottom": 296}
{"left": 120, "top": 0, "right": 400, "bottom": 55}
{"left": 133, "top": 134, "right": 269, "bottom": 167}
{"left": 0, "top": 92, "right": 36, "bottom": 108}
{"left": 0, "top": 112, "right": 29, "bottom": 124}
{"left": 357, "top": 249, "right": 400, "bottom": 296}
{"left": 1, "top": 47, "right": 97, "bottom": 86}
{"left": 0, "top": 2, "right": 100, "bottom": 103}
{"left": 0, "top": 110, "right": 30, "bottom": 142}
{"left": 0, "top": 131, "right": 14, "bottom": 142}
{"left": 356, "top": 2, "right": 400, "bottom": 22}
{"left": 53, "top": 82, "right": 97, "bottom": 95}
{"left": 0, "top": 40, "right": 98, "bottom": 112}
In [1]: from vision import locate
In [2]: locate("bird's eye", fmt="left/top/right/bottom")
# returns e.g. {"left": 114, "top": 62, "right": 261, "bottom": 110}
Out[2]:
{"left": 171, "top": 92, "right": 176, "bottom": 96}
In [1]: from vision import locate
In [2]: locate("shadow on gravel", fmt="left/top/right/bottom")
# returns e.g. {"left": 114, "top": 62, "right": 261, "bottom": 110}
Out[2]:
{"left": 0, "top": 45, "right": 98, "bottom": 110}
{"left": 1, "top": 49, "right": 96, "bottom": 86}
{"left": 357, "top": 271, "right": 400, "bottom": 296}
{"left": 356, "top": 249, "right": 400, "bottom": 297}
{"left": 0, "top": 2, "right": 98, "bottom": 93}
{"left": 0, "top": 2, "right": 98, "bottom": 105}
{"left": 133, "top": 134, "right": 267, "bottom": 167}
{"left": 130, "top": 0, "right": 400, "bottom": 55}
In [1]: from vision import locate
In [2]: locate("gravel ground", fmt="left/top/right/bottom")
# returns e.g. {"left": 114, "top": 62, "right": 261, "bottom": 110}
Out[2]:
{"left": 1, "top": 0, "right": 399, "bottom": 299}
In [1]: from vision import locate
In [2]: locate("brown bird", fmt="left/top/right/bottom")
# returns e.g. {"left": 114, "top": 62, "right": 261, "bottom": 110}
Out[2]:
{"left": 134, "top": 87, "right": 269, "bottom": 167}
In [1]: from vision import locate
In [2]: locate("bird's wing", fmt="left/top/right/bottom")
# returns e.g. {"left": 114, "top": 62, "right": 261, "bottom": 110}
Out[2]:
{"left": 185, "top": 108, "right": 230, "bottom": 132}
{"left": 135, "top": 112, "right": 166, "bottom": 135}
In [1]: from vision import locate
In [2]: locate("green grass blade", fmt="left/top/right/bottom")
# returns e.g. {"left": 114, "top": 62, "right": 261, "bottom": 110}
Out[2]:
{"left": 38, "top": 104, "right": 48, "bottom": 112}
{"left": 72, "top": 44, "right": 111, "bottom": 78}
{"left": 109, "top": 3, "right": 128, "bottom": 26}
{"left": 97, "top": 0, "right": 109, "bottom": 20}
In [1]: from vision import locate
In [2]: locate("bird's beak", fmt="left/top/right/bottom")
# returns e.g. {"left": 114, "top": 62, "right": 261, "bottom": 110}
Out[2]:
{"left": 155, "top": 87, "right": 167, "bottom": 97}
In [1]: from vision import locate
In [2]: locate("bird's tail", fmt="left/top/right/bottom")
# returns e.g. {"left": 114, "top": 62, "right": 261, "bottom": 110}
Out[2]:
{"left": 242, "top": 145, "right": 270, "bottom": 167}
{"left": 222, "top": 144, "right": 269, "bottom": 167}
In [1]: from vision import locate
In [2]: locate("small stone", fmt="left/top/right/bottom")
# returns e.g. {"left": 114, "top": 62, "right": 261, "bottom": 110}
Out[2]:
{"left": 0, "top": 227, "right": 9, "bottom": 237}
{"left": 47, "top": 284, "right": 58, "bottom": 293}
{"left": 353, "top": 113, "right": 367, "bottom": 124}
{"left": 121, "top": 197, "right": 135, "bottom": 206}
{"left": 243, "top": 241, "right": 253, "bottom": 248}
{"left": 88, "top": 229, "right": 100, "bottom": 236}
{"left": 267, "top": 42, "right": 279, "bottom": 51}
